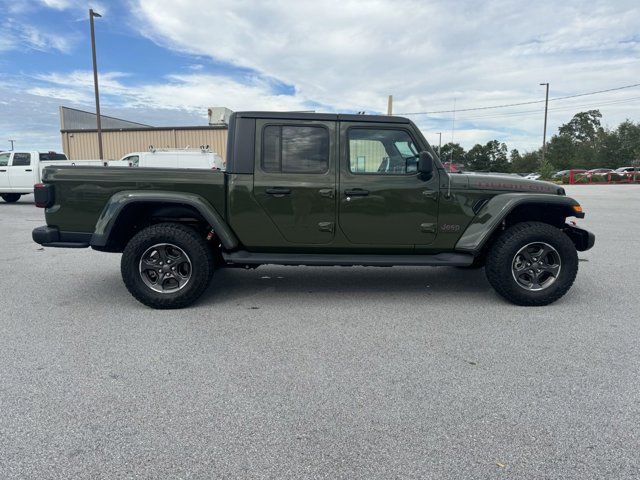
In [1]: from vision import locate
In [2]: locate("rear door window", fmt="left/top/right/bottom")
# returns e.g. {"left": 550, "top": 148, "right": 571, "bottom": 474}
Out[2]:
{"left": 262, "top": 125, "right": 329, "bottom": 173}
{"left": 0, "top": 153, "right": 9, "bottom": 167}
{"left": 39, "top": 152, "right": 67, "bottom": 161}
{"left": 12, "top": 153, "right": 31, "bottom": 166}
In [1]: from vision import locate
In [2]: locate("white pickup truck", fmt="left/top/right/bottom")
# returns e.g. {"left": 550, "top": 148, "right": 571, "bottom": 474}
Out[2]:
{"left": 0, "top": 148, "right": 225, "bottom": 203}
{"left": 0, "top": 151, "right": 103, "bottom": 203}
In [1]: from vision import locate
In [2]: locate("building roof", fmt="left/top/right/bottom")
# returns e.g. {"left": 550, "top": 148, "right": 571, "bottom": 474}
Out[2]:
{"left": 59, "top": 106, "right": 153, "bottom": 131}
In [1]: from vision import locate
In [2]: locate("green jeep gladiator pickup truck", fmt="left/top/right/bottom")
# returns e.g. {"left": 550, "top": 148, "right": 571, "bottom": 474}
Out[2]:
{"left": 33, "top": 111, "right": 594, "bottom": 309}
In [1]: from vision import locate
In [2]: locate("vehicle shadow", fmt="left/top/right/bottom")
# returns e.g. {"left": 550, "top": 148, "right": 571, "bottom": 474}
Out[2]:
{"left": 199, "top": 265, "right": 493, "bottom": 306}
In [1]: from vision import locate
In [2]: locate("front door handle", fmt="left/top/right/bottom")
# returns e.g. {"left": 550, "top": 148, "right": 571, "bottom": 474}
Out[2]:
{"left": 265, "top": 187, "right": 291, "bottom": 196}
{"left": 25, "top": 169, "right": 33, "bottom": 172}
{"left": 0, "top": 169, "right": 6, "bottom": 172}
{"left": 422, "top": 190, "right": 438, "bottom": 200}
{"left": 344, "top": 189, "right": 369, "bottom": 197}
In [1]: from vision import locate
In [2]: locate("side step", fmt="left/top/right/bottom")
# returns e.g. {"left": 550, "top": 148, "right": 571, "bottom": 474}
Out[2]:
{"left": 222, "top": 250, "right": 474, "bottom": 267}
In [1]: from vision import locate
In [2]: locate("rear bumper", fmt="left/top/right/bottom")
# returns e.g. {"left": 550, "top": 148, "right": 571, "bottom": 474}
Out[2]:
{"left": 564, "top": 224, "right": 595, "bottom": 252}
{"left": 32, "top": 226, "right": 90, "bottom": 248}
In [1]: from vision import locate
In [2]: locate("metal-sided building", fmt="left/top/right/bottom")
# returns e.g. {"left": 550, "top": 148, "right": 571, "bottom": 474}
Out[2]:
{"left": 59, "top": 106, "right": 230, "bottom": 160}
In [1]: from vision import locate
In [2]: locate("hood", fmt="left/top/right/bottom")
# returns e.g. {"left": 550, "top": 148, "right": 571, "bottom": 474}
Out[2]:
{"left": 463, "top": 173, "right": 564, "bottom": 195}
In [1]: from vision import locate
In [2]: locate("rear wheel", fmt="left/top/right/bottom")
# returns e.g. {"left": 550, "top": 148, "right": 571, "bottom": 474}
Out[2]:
{"left": 121, "top": 223, "right": 215, "bottom": 309}
{"left": 485, "top": 221, "right": 578, "bottom": 306}
{"left": 1, "top": 193, "right": 21, "bottom": 203}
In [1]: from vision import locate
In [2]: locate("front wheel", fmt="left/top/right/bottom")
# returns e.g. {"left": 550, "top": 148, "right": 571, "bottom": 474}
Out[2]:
{"left": 121, "top": 223, "right": 215, "bottom": 309}
{"left": 1, "top": 193, "right": 21, "bottom": 203}
{"left": 485, "top": 221, "right": 578, "bottom": 306}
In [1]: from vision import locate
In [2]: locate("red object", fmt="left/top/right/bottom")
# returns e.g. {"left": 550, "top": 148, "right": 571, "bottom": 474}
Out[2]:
{"left": 34, "top": 183, "right": 52, "bottom": 208}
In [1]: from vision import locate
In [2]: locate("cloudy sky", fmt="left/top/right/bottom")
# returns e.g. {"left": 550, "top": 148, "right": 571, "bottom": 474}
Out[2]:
{"left": 1, "top": 0, "right": 639, "bottom": 153}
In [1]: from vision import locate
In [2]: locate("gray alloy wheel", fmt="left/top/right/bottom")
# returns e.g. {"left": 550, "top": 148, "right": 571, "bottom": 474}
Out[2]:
{"left": 511, "top": 241, "right": 561, "bottom": 291}
{"left": 138, "top": 243, "right": 192, "bottom": 293}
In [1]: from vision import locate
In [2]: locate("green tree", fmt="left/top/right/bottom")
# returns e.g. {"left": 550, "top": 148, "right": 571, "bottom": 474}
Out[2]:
{"left": 615, "top": 120, "right": 640, "bottom": 166}
{"left": 545, "top": 134, "right": 575, "bottom": 170}
{"left": 465, "top": 143, "right": 490, "bottom": 171}
{"left": 558, "top": 110, "right": 604, "bottom": 143}
{"left": 512, "top": 151, "right": 540, "bottom": 173}
{"left": 439, "top": 142, "right": 466, "bottom": 164}
{"left": 538, "top": 157, "right": 556, "bottom": 180}
{"left": 465, "top": 140, "right": 510, "bottom": 172}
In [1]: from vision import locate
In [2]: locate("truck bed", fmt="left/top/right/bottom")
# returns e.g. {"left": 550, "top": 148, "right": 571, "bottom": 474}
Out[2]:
{"left": 42, "top": 166, "right": 226, "bottom": 233}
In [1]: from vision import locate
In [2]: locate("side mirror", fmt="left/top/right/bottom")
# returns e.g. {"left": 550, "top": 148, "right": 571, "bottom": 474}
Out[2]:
{"left": 418, "top": 151, "right": 434, "bottom": 178}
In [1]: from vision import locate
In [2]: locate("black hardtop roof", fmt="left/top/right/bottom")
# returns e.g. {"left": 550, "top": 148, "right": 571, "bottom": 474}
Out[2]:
{"left": 234, "top": 111, "right": 412, "bottom": 124}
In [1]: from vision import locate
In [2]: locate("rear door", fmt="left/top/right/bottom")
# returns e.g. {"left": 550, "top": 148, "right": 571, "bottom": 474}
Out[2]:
{"left": 338, "top": 123, "right": 439, "bottom": 245}
{"left": 8, "top": 152, "right": 35, "bottom": 190}
{"left": 253, "top": 119, "right": 337, "bottom": 245}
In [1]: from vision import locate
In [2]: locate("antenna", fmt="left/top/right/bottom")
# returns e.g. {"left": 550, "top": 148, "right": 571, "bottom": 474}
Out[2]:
{"left": 446, "top": 98, "right": 456, "bottom": 199}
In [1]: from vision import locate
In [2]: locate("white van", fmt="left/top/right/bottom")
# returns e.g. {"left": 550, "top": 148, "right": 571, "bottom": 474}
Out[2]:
{"left": 116, "top": 149, "right": 225, "bottom": 170}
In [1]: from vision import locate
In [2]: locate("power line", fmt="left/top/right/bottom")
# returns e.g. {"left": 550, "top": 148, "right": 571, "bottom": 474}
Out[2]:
{"left": 396, "top": 82, "right": 640, "bottom": 115}
{"left": 451, "top": 95, "right": 640, "bottom": 121}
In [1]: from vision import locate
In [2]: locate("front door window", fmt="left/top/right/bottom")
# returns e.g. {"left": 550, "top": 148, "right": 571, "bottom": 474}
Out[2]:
{"left": 348, "top": 129, "right": 419, "bottom": 174}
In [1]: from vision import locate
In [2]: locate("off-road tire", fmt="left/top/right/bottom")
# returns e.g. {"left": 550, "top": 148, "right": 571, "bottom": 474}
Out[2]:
{"left": 1, "top": 193, "right": 21, "bottom": 203}
{"left": 121, "top": 223, "right": 215, "bottom": 309}
{"left": 485, "top": 221, "right": 578, "bottom": 306}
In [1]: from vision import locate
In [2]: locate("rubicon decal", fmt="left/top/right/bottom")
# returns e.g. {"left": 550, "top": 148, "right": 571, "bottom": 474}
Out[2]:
{"left": 474, "top": 181, "right": 555, "bottom": 192}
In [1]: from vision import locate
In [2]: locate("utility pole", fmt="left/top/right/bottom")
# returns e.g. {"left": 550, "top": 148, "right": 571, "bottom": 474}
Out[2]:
{"left": 436, "top": 132, "right": 442, "bottom": 155}
{"left": 387, "top": 95, "right": 393, "bottom": 115}
{"left": 90, "top": 9, "right": 103, "bottom": 160}
{"left": 540, "top": 82, "right": 549, "bottom": 163}
{"left": 9, "top": 139, "right": 15, "bottom": 151}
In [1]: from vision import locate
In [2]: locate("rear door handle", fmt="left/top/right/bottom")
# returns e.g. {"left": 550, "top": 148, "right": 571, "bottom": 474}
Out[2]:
{"left": 265, "top": 187, "right": 291, "bottom": 196}
{"left": 25, "top": 169, "right": 32, "bottom": 172}
{"left": 318, "top": 188, "right": 335, "bottom": 198}
{"left": 0, "top": 169, "right": 6, "bottom": 172}
{"left": 344, "top": 189, "right": 369, "bottom": 197}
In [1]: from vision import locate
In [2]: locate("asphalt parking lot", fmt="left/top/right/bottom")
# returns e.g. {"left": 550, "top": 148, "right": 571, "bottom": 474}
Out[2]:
{"left": 1, "top": 185, "right": 639, "bottom": 479}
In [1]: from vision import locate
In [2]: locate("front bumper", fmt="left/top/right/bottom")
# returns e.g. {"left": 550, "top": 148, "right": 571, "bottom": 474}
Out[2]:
{"left": 563, "top": 223, "right": 595, "bottom": 251}
{"left": 32, "top": 226, "right": 91, "bottom": 248}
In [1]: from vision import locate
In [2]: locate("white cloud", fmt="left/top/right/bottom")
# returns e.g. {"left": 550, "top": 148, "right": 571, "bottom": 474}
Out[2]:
{"left": 39, "top": 0, "right": 107, "bottom": 12}
{"left": 3, "top": 0, "right": 640, "bottom": 151}
{"left": 129, "top": 0, "right": 640, "bottom": 150}
{"left": 1, "top": 18, "right": 77, "bottom": 53}
{"left": 25, "top": 70, "right": 312, "bottom": 113}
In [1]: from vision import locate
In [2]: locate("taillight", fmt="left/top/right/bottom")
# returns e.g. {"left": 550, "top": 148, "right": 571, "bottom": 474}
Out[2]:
{"left": 34, "top": 183, "right": 54, "bottom": 208}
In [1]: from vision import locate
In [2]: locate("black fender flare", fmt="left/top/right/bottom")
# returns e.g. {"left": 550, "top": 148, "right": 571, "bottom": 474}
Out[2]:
{"left": 90, "top": 190, "right": 239, "bottom": 250}
{"left": 455, "top": 193, "right": 583, "bottom": 254}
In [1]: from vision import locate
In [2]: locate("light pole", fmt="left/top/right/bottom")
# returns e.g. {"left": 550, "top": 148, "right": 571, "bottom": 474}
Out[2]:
{"left": 436, "top": 132, "right": 442, "bottom": 155}
{"left": 90, "top": 9, "right": 103, "bottom": 160}
{"left": 9, "top": 139, "right": 15, "bottom": 151}
{"left": 540, "top": 82, "right": 549, "bottom": 163}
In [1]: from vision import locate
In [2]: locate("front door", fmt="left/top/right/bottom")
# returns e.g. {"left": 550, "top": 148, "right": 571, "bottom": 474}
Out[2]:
{"left": 253, "top": 120, "right": 337, "bottom": 245}
{"left": 338, "top": 124, "right": 439, "bottom": 245}
{"left": 8, "top": 152, "right": 34, "bottom": 191}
